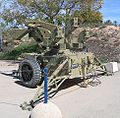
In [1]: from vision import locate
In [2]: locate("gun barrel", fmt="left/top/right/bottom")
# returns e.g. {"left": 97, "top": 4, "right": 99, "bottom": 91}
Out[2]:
{"left": 26, "top": 20, "right": 57, "bottom": 32}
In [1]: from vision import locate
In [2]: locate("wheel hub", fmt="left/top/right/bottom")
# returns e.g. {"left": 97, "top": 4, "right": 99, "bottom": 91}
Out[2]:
{"left": 21, "top": 63, "right": 33, "bottom": 82}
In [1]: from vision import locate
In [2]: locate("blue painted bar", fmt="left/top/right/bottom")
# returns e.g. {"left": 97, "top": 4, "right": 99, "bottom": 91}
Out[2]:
{"left": 44, "top": 67, "right": 48, "bottom": 104}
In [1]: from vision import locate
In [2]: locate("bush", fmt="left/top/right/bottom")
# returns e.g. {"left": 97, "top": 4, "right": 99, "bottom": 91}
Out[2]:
{"left": 0, "top": 42, "right": 41, "bottom": 60}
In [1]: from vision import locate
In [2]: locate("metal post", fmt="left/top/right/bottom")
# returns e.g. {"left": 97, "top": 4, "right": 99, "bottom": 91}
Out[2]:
{"left": 44, "top": 67, "right": 48, "bottom": 104}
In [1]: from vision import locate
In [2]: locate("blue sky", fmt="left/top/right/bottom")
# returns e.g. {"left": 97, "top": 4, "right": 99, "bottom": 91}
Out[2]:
{"left": 100, "top": 0, "right": 120, "bottom": 23}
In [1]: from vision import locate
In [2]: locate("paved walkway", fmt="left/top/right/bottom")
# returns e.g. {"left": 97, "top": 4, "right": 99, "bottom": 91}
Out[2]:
{"left": 0, "top": 60, "right": 120, "bottom": 118}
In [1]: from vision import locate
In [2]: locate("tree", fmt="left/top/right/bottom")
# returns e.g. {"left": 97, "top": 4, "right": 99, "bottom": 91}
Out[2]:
{"left": 113, "top": 21, "right": 118, "bottom": 26}
{"left": 104, "top": 20, "right": 113, "bottom": 25}
{"left": 73, "top": 0, "right": 103, "bottom": 27}
{"left": 74, "top": 9, "right": 103, "bottom": 27}
{"left": 17, "top": 0, "right": 66, "bottom": 23}
{"left": 1, "top": 0, "right": 104, "bottom": 27}
{"left": 79, "top": 0, "right": 103, "bottom": 11}
{"left": 0, "top": 0, "right": 33, "bottom": 28}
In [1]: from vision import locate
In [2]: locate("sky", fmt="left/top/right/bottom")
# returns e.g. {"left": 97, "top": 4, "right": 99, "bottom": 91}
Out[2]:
{"left": 100, "top": 0, "right": 120, "bottom": 23}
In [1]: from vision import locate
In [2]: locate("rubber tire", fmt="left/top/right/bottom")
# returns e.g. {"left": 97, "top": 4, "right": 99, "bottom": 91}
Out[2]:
{"left": 19, "top": 59, "right": 41, "bottom": 88}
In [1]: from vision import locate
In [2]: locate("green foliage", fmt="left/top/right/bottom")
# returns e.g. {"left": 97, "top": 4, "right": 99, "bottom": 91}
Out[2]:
{"left": 79, "top": 0, "right": 103, "bottom": 11}
{"left": 1, "top": 0, "right": 104, "bottom": 27}
{"left": 104, "top": 20, "right": 113, "bottom": 25}
{"left": 99, "top": 57, "right": 109, "bottom": 63}
{"left": 104, "top": 20, "right": 118, "bottom": 26}
{"left": 74, "top": 9, "right": 103, "bottom": 26}
{"left": 0, "top": 42, "right": 40, "bottom": 60}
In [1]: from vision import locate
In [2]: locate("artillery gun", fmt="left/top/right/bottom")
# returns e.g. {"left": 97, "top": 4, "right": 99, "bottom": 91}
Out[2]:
{"left": 17, "top": 18, "right": 108, "bottom": 110}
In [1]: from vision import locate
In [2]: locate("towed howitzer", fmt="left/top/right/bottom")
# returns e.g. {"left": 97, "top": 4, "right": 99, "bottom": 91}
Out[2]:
{"left": 16, "top": 18, "right": 109, "bottom": 110}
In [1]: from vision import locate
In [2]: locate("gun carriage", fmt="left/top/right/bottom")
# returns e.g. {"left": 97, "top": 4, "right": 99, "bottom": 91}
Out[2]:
{"left": 16, "top": 18, "right": 107, "bottom": 110}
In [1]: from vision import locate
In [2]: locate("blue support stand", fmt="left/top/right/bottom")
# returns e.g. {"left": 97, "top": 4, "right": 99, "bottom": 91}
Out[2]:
{"left": 43, "top": 67, "right": 48, "bottom": 104}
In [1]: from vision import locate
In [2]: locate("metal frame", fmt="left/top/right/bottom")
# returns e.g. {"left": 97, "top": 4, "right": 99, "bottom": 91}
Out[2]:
{"left": 20, "top": 53, "right": 109, "bottom": 110}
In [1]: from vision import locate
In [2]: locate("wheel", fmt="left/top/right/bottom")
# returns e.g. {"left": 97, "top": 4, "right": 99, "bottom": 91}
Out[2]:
{"left": 19, "top": 59, "right": 42, "bottom": 88}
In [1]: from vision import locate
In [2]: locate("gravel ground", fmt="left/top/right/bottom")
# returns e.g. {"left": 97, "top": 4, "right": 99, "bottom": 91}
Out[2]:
{"left": 0, "top": 60, "right": 120, "bottom": 118}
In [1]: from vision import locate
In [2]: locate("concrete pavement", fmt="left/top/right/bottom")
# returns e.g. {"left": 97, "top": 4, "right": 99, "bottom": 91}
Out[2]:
{"left": 0, "top": 60, "right": 120, "bottom": 118}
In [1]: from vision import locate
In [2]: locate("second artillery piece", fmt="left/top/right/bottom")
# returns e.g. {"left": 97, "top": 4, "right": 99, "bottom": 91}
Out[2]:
{"left": 16, "top": 18, "right": 108, "bottom": 110}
